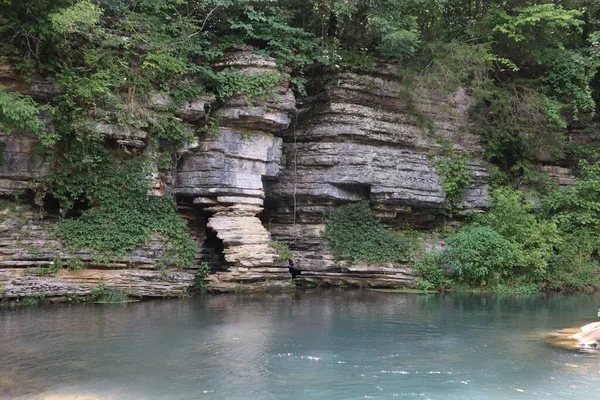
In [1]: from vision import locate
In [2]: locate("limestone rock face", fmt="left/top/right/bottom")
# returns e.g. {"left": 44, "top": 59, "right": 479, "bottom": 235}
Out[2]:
{"left": 0, "top": 206, "right": 211, "bottom": 299}
{"left": 215, "top": 45, "right": 297, "bottom": 132}
{"left": 0, "top": 64, "right": 59, "bottom": 100}
{"left": 263, "top": 72, "right": 490, "bottom": 287}
{"left": 537, "top": 165, "right": 575, "bottom": 186}
{"left": 0, "top": 51, "right": 503, "bottom": 295}
{"left": 0, "top": 134, "right": 48, "bottom": 194}
{"left": 175, "top": 46, "right": 295, "bottom": 290}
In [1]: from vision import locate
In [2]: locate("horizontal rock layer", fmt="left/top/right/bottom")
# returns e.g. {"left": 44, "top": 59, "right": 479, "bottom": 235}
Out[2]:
{"left": 263, "top": 72, "right": 491, "bottom": 286}
{"left": 0, "top": 206, "right": 212, "bottom": 299}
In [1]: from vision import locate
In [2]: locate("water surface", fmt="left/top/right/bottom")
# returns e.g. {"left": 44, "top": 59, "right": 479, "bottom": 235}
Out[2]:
{"left": 2, "top": 290, "right": 600, "bottom": 399}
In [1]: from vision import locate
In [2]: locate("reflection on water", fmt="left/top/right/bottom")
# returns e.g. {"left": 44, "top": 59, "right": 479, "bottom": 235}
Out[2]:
{"left": 1, "top": 290, "right": 600, "bottom": 399}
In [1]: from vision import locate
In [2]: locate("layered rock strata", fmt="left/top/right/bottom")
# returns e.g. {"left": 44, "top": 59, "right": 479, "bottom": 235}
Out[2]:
{"left": 0, "top": 206, "right": 212, "bottom": 299}
{"left": 264, "top": 72, "right": 490, "bottom": 287}
{"left": 175, "top": 47, "right": 295, "bottom": 291}
{"left": 0, "top": 134, "right": 48, "bottom": 194}
{"left": 0, "top": 55, "right": 499, "bottom": 297}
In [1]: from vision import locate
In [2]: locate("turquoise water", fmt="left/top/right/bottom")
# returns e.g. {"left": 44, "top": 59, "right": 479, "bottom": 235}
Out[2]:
{"left": 1, "top": 290, "right": 600, "bottom": 399}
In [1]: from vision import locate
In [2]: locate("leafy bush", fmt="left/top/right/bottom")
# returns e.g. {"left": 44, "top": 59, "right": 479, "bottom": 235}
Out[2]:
{"left": 0, "top": 90, "right": 58, "bottom": 145}
{"left": 543, "top": 161, "right": 600, "bottom": 236}
{"left": 322, "top": 201, "right": 413, "bottom": 265}
{"left": 194, "top": 262, "right": 211, "bottom": 290}
{"left": 476, "top": 187, "right": 562, "bottom": 280}
{"left": 41, "top": 143, "right": 196, "bottom": 267}
{"left": 546, "top": 232, "right": 599, "bottom": 292}
{"left": 431, "top": 149, "right": 472, "bottom": 211}
{"left": 441, "top": 226, "right": 517, "bottom": 286}
{"left": 413, "top": 251, "right": 447, "bottom": 290}
{"left": 90, "top": 285, "right": 129, "bottom": 303}
{"left": 49, "top": 0, "right": 102, "bottom": 35}
{"left": 471, "top": 85, "right": 567, "bottom": 173}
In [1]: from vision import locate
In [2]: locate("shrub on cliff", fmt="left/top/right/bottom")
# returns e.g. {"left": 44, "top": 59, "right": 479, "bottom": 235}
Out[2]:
{"left": 322, "top": 201, "right": 413, "bottom": 265}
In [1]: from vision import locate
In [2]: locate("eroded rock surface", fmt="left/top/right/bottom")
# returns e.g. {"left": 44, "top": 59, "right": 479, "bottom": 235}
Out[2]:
{"left": 0, "top": 207, "right": 210, "bottom": 299}
{"left": 263, "top": 72, "right": 490, "bottom": 287}
{"left": 1, "top": 51, "right": 502, "bottom": 297}
{"left": 0, "top": 134, "right": 48, "bottom": 194}
{"left": 175, "top": 46, "right": 295, "bottom": 291}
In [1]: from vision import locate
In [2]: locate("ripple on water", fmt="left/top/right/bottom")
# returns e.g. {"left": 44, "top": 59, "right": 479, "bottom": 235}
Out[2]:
{"left": 2, "top": 291, "right": 600, "bottom": 400}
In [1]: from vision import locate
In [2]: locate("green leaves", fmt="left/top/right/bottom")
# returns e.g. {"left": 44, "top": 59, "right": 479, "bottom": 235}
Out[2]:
{"left": 0, "top": 90, "right": 46, "bottom": 134}
{"left": 49, "top": 0, "right": 103, "bottom": 35}
{"left": 543, "top": 161, "right": 600, "bottom": 236}
{"left": 442, "top": 226, "right": 517, "bottom": 286}
{"left": 476, "top": 187, "right": 562, "bottom": 280}
{"left": 432, "top": 150, "right": 472, "bottom": 212}
{"left": 493, "top": 4, "right": 583, "bottom": 45}
{"left": 0, "top": 89, "right": 59, "bottom": 146}
{"left": 440, "top": 182, "right": 600, "bottom": 290}
{"left": 42, "top": 144, "right": 196, "bottom": 267}
{"left": 322, "top": 201, "right": 414, "bottom": 265}
{"left": 216, "top": 69, "right": 281, "bottom": 101}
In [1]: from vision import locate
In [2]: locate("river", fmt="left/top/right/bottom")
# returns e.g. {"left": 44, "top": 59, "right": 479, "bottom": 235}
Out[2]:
{"left": 1, "top": 290, "right": 600, "bottom": 399}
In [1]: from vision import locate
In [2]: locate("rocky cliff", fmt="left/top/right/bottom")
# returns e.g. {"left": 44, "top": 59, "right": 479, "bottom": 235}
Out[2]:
{"left": 264, "top": 71, "right": 490, "bottom": 287}
{"left": 0, "top": 48, "right": 494, "bottom": 300}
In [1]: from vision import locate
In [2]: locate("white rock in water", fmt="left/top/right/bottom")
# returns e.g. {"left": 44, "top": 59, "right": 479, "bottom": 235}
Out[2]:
{"left": 572, "top": 321, "right": 600, "bottom": 348}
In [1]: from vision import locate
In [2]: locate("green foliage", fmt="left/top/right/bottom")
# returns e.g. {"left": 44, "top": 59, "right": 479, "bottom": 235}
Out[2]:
{"left": 543, "top": 161, "right": 600, "bottom": 236}
{"left": 0, "top": 90, "right": 58, "bottom": 145}
{"left": 402, "top": 42, "right": 493, "bottom": 93}
{"left": 32, "top": 262, "right": 62, "bottom": 276}
{"left": 49, "top": 0, "right": 102, "bottom": 35}
{"left": 370, "top": 13, "right": 420, "bottom": 61}
{"left": 442, "top": 184, "right": 600, "bottom": 291}
{"left": 216, "top": 70, "right": 281, "bottom": 101}
{"left": 322, "top": 201, "right": 413, "bottom": 265}
{"left": 66, "top": 257, "right": 85, "bottom": 271}
{"left": 546, "top": 232, "right": 599, "bottom": 292}
{"left": 195, "top": 261, "right": 211, "bottom": 290}
{"left": 335, "top": 50, "right": 376, "bottom": 73}
{"left": 90, "top": 285, "right": 130, "bottom": 303}
{"left": 471, "top": 85, "right": 567, "bottom": 174}
{"left": 476, "top": 188, "right": 562, "bottom": 280}
{"left": 21, "top": 296, "right": 41, "bottom": 306}
{"left": 39, "top": 143, "right": 196, "bottom": 267}
{"left": 492, "top": 4, "right": 583, "bottom": 45}
{"left": 441, "top": 226, "right": 517, "bottom": 286}
{"left": 269, "top": 240, "right": 293, "bottom": 262}
{"left": 431, "top": 150, "right": 472, "bottom": 211}
{"left": 413, "top": 252, "right": 447, "bottom": 290}
{"left": 484, "top": 3, "right": 597, "bottom": 121}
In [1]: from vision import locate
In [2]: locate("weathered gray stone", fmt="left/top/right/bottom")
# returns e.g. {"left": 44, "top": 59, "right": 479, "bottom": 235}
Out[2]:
{"left": 214, "top": 45, "right": 296, "bottom": 133}
{"left": 0, "top": 268, "right": 195, "bottom": 298}
{"left": 91, "top": 122, "right": 148, "bottom": 141}
{"left": 261, "top": 71, "right": 492, "bottom": 287}
{"left": 148, "top": 91, "right": 215, "bottom": 122}
{"left": 0, "top": 206, "right": 216, "bottom": 299}
{"left": 0, "top": 134, "right": 49, "bottom": 193}
{"left": 0, "top": 64, "right": 60, "bottom": 100}
{"left": 537, "top": 165, "right": 575, "bottom": 186}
